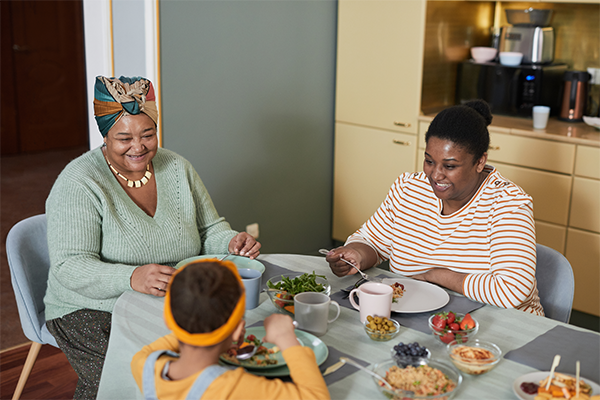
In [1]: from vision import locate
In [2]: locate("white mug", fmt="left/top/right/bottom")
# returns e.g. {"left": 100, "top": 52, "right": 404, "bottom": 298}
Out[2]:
{"left": 349, "top": 282, "right": 393, "bottom": 323}
{"left": 294, "top": 292, "right": 341, "bottom": 336}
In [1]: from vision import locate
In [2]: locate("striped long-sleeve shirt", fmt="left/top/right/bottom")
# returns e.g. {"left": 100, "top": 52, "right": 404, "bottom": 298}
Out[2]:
{"left": 347, "top": 166, "right": 544, "bottom": 315}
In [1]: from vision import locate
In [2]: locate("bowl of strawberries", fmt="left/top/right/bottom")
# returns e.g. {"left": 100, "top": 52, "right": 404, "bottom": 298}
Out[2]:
{"left": 428, "top": 311, "right": 478, "bottom": 344}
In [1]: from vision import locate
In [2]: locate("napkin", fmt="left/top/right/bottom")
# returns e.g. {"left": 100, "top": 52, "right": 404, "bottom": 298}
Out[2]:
{"left": 504, "top": 325, "right": 600, "bottom": 382}
{"left": 331, "top": 276, "right": 485, "bottom": 334}
{"left": 257, "top": 260, "right": 296, "bottom": 290}
{"left": 247, "top": 321, "right": 369, "bottom": 385}
{"left": 319, "top": 345, "right": 370, "bottom": 386}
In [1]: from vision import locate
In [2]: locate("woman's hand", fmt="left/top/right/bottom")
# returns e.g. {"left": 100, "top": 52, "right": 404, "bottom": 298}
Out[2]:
{"left": 228, "top": 232, "right": 261, "bottom": 259}
{"left": 130, "top": 264, "right": 176, "bottom": 297}
{"left": 324, "top": 243, "right": 377, "bottom": 277}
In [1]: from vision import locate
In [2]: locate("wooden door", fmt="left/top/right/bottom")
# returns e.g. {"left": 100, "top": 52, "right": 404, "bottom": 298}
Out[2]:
{"left": 1, "top": 0, "right": 88, "bottom": 155}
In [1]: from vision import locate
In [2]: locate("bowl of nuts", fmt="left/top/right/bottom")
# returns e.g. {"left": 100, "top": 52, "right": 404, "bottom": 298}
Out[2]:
{"left": 364, "top": 315, "right": 400, "bottom": 341}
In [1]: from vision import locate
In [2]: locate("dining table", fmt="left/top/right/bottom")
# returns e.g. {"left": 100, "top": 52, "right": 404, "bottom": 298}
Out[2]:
{"left": 97, "top": 254, "right": 600, "bottom": 400}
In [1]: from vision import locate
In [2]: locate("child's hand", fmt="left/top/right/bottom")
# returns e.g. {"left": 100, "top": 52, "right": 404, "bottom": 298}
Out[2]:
{"left": 234, "top": 320, "right": 246, "bottom": 348}
{"left": 263, "top": 314, "right": 300, "bottom": 352}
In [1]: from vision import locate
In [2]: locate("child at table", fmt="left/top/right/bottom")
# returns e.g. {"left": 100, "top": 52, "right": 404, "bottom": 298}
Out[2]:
{"left": 131, "top": 259, "right": 330, "bottom": 400}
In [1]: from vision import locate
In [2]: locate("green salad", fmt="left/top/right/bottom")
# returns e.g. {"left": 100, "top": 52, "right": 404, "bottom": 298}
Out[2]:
{"left": 266, "top": 271, "right": 327, "bottom": 295}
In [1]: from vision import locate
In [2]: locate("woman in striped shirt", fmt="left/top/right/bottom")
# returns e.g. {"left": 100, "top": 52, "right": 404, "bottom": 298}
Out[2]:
{"left": 325, "top": 100, "right": 543, "bottom": 315}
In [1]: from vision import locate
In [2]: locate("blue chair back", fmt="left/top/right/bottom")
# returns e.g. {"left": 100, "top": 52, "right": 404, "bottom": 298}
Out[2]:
{"left": 535, "top": 243, "right": 575, "bottom": 324}
{"left": 6, "top": 214, "right": 58, "bottom": 347}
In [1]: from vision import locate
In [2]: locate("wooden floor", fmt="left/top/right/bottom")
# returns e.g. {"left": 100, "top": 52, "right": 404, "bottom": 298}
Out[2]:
{"left": 0, "top": 343, "right": 76, "bottom": 400}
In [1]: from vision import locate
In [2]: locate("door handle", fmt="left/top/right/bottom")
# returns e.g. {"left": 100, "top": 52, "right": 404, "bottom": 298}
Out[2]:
{"left": 12, "top": 44, "right": 30, "bottom": 52}
{"left": 393, "top": 140, "right": 411, "bottom": 146}
{"left": 393, "top": 121, "right": 411, "bottom": 127}
{"left": 488, "top": 145, "right": 500, "bottom": 150}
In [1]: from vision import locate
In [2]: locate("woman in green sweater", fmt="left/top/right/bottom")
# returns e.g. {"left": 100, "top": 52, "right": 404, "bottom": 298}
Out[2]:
{"left": 44, "top": 76, "right": 261, "bottom": 399}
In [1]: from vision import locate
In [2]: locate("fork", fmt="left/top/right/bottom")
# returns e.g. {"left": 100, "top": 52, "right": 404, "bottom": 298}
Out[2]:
{"left": 318, "top": 249, "right": 381, "bottom": 283}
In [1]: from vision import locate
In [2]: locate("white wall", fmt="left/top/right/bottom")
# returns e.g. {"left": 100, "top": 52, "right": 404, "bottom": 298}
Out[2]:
{"left": 83, "top": 0, "right": 159, "bottom": 149}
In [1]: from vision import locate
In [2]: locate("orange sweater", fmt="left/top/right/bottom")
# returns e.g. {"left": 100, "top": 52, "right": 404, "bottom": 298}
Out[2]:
{"left": 131, "top": 333, "right": 331, "bottom": 400}
{"left": 347, "top": 166, "right": 543, "bottom": 315}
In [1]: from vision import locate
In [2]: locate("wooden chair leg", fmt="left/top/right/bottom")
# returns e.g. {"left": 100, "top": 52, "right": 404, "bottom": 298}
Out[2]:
{"left": 12, "top": 342, "right": 42, "bottom": 400}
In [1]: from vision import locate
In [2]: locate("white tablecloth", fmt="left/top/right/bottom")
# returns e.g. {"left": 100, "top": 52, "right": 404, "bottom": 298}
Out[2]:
{"left": 97, "top": 254, "right": 597, "bottom": 400}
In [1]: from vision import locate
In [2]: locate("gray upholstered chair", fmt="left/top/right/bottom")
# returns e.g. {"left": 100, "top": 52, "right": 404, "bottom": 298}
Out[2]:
{"left": 6, "top": 214, "right": 59, "bottom": 400}
{"left": 535, "top": 243, "right": 575, "bottom": 323}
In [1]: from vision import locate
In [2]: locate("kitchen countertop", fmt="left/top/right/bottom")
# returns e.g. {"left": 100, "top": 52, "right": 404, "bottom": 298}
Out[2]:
{"left": 419, "top": 114, "right": 600, "bottom": 147}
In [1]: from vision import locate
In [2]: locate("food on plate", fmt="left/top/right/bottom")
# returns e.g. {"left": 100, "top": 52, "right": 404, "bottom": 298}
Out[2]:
{"left": 382, "top": 364, "right": 457, "bottom": 397}
{"left": 534, "top": 372, "right": 593, "bottom": 399}
{"left": 429, "top": 311, "right": 478, "bottom": 344}
{"left": 365, "top": 315, "right": 400, "bottom": 341}
{"left": 390, "top": 282, "right": 405, "bottom": 303}
{"left": 520, "top": 381, "right": 539, "bottom": 394}
{"left": 221, "top": 334, "right": 279, "bottom": 366}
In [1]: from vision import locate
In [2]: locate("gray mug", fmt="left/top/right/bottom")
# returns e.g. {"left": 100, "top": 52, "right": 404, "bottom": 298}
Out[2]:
{"left": 294, "top": 292, "right": 340, "bottom": 336}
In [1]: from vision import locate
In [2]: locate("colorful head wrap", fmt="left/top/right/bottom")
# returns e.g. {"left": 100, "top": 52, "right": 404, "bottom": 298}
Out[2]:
{"left": 93, "top": 76, "right": 158, "bottom": 137}
{"left": 164, "top": 259, "right": 246, "bottom": 347}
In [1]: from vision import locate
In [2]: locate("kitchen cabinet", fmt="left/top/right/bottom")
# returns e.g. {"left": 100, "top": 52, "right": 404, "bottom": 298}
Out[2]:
{"left": 335, "top": 0, "right": 426, "bottom": 135}
{"left": 332, "top": 123, "right": 417, "bottom": 241}
{"left": 566, "top": 228, "right": 600, "bottom": 316}
{"left": 332, "top": 0, "right": 426, "bottom": 241}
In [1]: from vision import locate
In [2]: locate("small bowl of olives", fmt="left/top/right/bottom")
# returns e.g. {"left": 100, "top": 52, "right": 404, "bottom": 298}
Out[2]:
{"left": 391, "top": 342, "right": 431, "bottom": 367}
{"left": 364, "top": 315, "right": 400, "bottom": 342}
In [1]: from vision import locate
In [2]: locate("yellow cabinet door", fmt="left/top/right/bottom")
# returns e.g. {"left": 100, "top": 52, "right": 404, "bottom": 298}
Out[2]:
{"left": 487, "top": 132, "right": 576, "bottom": 175}
{"left": 536, "top": 221, "right": 567, "bottom": 255}
{"left": 492, "top": 162, "right": 572, "bottom": 226}
{"left": 570, "top": 177, "right": 600, "bottom": 233}
{"left": 332, "top": 123, "right": 417, "bottom": 241}
{"left": 335, "top": 0, "right": 425, "bottom": 135}
{"left": 575, "top": 145, "right": 600, "bottom": 180}
{"left": 566, "top": 228, "right": 600, "bottom": 316}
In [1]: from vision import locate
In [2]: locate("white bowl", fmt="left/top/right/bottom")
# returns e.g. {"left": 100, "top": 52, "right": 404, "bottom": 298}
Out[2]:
{"left": 471, "top": 47, "right": 497, "bottom": 63}
{"left": 499, "top": 52, "right": 523, "bottom": 66}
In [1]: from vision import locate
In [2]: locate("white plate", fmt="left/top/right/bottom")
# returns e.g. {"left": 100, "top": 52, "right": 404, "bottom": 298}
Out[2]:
{"left": 513, "top": 371, "right": 600, "bottom": 400}
{"left": 583, "top": 116, "right": 600, "bottom": 129}
{"left": 382, "top": 278, "right": 450, "bottom": 313}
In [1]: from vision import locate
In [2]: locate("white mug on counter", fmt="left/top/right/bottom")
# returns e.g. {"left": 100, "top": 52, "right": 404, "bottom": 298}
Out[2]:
{"left": 533, "top": 105, "right": 551, "bottom": 129}
{"left": 348, "top": 282, "right": 393, "bottom": 323}
{"left": 294, "top": 292, "right": 340, "bottom": 336}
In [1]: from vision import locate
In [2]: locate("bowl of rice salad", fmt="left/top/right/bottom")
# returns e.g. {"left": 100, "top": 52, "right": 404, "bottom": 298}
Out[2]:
{"left": 369, "top": 359, "right": 462, "bottom": 399}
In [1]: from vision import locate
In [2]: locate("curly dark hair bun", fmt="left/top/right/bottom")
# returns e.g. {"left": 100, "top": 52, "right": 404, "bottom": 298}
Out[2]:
{"left": 464, "top": 100, "right": 493, "bottom": 126}
{"left": 425, "top": 99, "right": 492, "bottom": 161}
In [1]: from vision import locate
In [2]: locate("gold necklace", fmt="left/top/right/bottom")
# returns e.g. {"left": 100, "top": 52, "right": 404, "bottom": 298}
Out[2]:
{"left": 105, "top": 156, "right": 152, "bottom": 188}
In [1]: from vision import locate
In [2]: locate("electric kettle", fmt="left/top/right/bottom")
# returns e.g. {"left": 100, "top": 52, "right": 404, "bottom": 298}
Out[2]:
{"left": 559, "top": 70, "right": 591, "bottom": 122}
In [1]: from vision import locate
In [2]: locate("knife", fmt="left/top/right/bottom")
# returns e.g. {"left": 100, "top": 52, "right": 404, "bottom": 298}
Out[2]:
{"left": 323, "top": 360, "right": 345, "bottom": 376}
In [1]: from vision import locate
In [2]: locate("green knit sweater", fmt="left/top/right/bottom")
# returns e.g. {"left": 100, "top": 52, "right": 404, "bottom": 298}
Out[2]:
{"left": 44, "top": 147, "right": 237, "bottom": 320}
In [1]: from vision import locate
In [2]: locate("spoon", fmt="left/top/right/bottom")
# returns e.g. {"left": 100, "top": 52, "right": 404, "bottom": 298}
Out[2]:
{"left": 339, "top": 357, "right": 400, "bottom": 393}
{"left": 576, "top": 360, "right": 580, "bottom": 398}
{"left": 545, "top": 354, "right": 561, "bottom": 390}
{"left": 219, "top": 251, "right": 232, "bottom": 261}
{"left": 318, "top": 249, "right": 370, "bottom": 281}
{"left": 236, "top": 343, "right": 258, "bottom": 360}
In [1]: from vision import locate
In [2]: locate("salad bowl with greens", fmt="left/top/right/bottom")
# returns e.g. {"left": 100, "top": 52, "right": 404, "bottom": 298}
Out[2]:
{"left": 266, "top": 272, "right": 330, "bottom": 317}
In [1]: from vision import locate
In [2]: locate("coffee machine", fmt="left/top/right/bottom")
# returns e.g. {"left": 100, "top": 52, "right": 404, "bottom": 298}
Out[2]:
{"left": 499, "top": 8, "right": 554, "bottom": 64}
